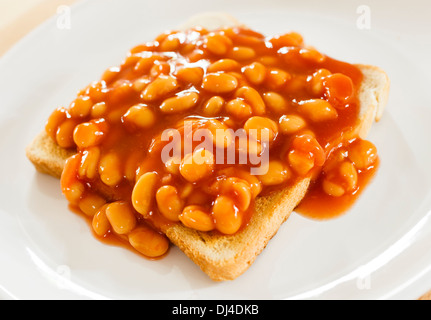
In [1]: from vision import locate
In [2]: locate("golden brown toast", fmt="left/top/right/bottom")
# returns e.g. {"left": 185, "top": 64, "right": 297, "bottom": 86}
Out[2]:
{"left": 26, "top": 13, "right": 390, "bottom": 281}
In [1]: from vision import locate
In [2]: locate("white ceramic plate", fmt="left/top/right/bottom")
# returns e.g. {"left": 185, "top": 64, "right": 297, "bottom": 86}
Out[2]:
{"left": 1, "top": 0, "right": 431, "bottom": 300}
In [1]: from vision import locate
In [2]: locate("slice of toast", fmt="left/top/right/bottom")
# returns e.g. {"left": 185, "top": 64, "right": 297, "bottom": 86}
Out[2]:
{"left": 26, "top": 13, "right": 390, "bottom": 281}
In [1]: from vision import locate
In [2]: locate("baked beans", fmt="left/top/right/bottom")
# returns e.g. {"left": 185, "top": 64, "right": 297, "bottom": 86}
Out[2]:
{"left": 324, "top": 73, "right": 354, "bottom": 107}
{"left": 69, "top": 96, "right": 93, "bottom": 118}
{"left": 244, "top": 116, "right": 278, "bottom": 143}
{"left": 56, "top": 119, "right": 78, "bottom": 149}
{"left": 204, "top": 32, "right": 233, "bottom": 55}
{"left": 235, "top": 86, "right": 266, "bottom": 116}
{"left": 202, "top": 96, "right": 225, "bottom": 116}
{"left": 128, "top": 226, "right": 170, "bottom": 258}
{"left": 91, "top": 102, "right": 108, "bottom": 118}
{"left": 348, "top": 139, "right": 378, "bottom": 170}
{"left": 160, "top": 34, "right": 182, "bottom": 52}
{"left": 288, "top": 149, "right": 315, "bottom": 176}
{"left": 79, "top": 192, "right": 107, "bottom": 217}
{"left": 78, "top": 146, "right": 101, "bottom": 180}
{"left": 123, "top": 104, "right": 156, "bottom": 129}
{"left": 322, "top": 161, "right": 358, "bottom": 197}
{"left": 175, "top": 67, "right": 204, "bottom": 86}
{"left": 105, "top": 201, "right": 137, "bottom": 235}
{"left": 262, "top": 92, "right": 288, "bottom": 114}
{"left": 202, "top": 73, "right": 239, "bottom": 93}
{"left": 297, "top": 99, "right": 338, "bottom": 122}
{"left": 299, "top": 48, "right": 326, "bottom": 63}
{"left": 225, "top": 98, "right": 253, "bottom": 119}
{"left": 258, "top": 160, "right": 292, "bottom": 186}
{"left": 61, "top": 154, "right": 85, "bottom": 205}
{"left": 212, "top": 195, "right": 242, "bottom": 235}
{"left": 141, "top": 75, "right": 179, "bottom": 101}
{"left": 208, "top": 59, "right": 240, "bottom": 73}
{"left": 46, "top": 107, "right": 67, "bottom": 140}
{"left": 269, "top": 32, "right": 304, "bottom": 48}
{"left": 92, "top": 205, "right": 111, "bottom": 237}
{"left": 205, "top": 119, "right": 234, "bottom": 149}
{"left": 242, "top": 62, "right": 266, "bottom": 85}
{"left": 160, "top": 91, "right": 199, "bottom": 114}
{"left": 227, "top": 46, "right": 256, "bottom": 61}
{"left": 150, "top": 61, "right": 171, "bottom": 78}
{"left": 98, "top": 152, "right": 123, "bottom": 187}
{"left": 288, "top": 134, "right": 325, "bottom": 175}
{"left": 180, "top": 149, "right": 215, "bottom": 182}
{"left": 265, "top": 68, "right": 291, "bottom": 90}
{"left": 132, "top": 171, "right": 159, "bottom": 217}
{"left": 73, "top": 120, "right": 108, "bottom": 148}
{"left": 50, "top": 25, "right": 377, "bottom": 258}
{"left": 308, "top": 68, "right": 332, "bottom": 96}
{"left": 156, "top": 185, "right": 184, "bottom": 222}
{"left": 279, "top": 115, "right": 307, "bottom": 135}
{"left": 179, "top": 205, "right": 215, "bottom": 232}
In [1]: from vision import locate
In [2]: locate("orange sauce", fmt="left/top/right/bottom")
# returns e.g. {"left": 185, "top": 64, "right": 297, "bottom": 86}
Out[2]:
{"left": 47, "top": 26, "right": 381, "bottom": 258}
{"left": 69, "top": 204, "right": 170, "bottom": 260}
{"left": 297, "top": 159, "right": 379, "bottom": 219}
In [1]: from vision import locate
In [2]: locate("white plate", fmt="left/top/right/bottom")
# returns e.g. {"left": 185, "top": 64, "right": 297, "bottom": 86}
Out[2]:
{"left": 1, "top": 0, "right": 431, "bottom": 300}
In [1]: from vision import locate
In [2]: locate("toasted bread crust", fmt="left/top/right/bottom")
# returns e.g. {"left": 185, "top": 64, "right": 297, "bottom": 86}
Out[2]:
{"left": 164, "top": 178, "right": 310, "bottom": 281}
{"left": 26, "top": 131, "right": 75, "bottom": 179}
{"left": 25, "top": 14, "right": 390, "bottom": 281}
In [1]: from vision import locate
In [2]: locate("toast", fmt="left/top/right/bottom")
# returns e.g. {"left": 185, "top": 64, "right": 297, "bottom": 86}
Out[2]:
{"left": 26, "top": 13, "right": 390, "bottom": 281}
